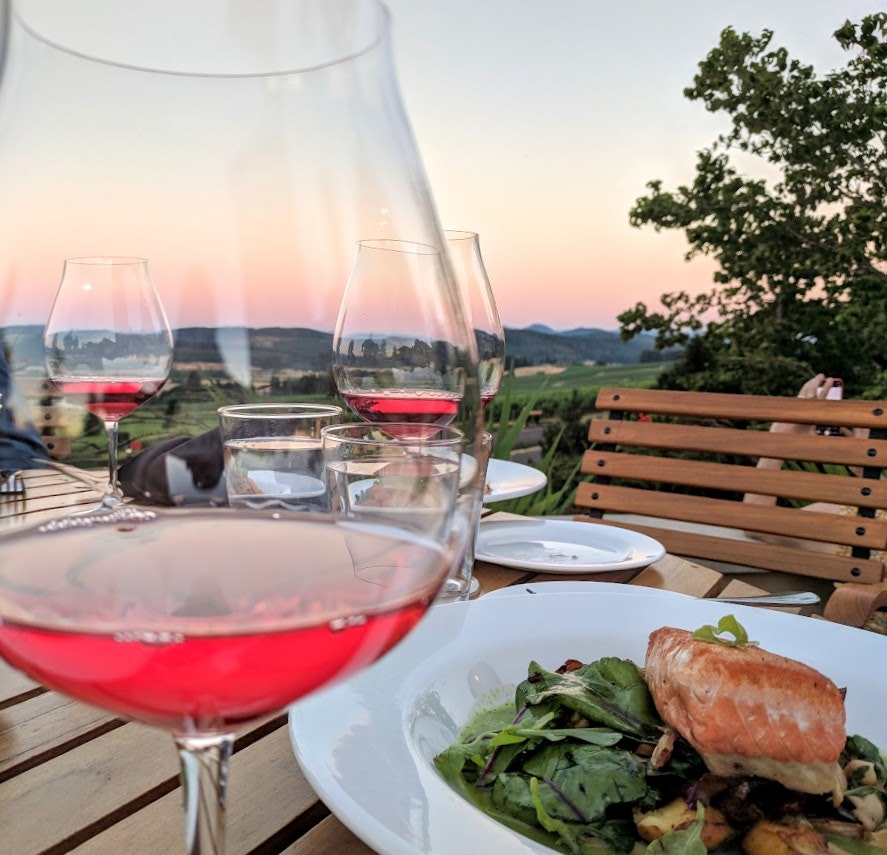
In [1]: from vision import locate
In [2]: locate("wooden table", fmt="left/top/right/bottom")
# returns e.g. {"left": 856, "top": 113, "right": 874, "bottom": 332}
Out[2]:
{"left": 0, "top": 469, "right": 773, "bottom": 854}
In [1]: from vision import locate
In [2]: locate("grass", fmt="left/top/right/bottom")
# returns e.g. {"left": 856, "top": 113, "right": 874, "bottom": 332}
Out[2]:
{"left": 55, "top": 362, "right": 670, "bottom": 475}
{"left": 506, "top": 362, "right": 669, "bottom": 396}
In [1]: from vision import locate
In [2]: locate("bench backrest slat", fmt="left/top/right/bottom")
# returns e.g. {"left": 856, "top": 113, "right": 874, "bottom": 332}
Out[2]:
{"left": 575, "top": 387, "right": 887, "bottom": 587}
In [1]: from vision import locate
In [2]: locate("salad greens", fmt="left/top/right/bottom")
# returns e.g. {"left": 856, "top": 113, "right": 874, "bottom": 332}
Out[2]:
{"left": 434, "top": 654, "right": 887, "bottom": 855}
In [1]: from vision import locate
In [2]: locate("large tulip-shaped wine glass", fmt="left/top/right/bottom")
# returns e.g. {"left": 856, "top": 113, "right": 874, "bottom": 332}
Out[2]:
{"left": 445, "top": 230, "right": 505, "bottom": 409}
{"left": 332, "top": 239, "right": 467, "bottom": 439}
{"left": 0, "top": 2, "right": 484, "bottom": 852}
{"left": 43, "top": 257, "right": 173, "bottom": 507}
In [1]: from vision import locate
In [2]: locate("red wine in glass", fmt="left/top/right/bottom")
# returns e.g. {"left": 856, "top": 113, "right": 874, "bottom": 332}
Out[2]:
{"left": 0, "top": 507, "right": 452, "bottom": 855}
{"left": 445, "top": 231, "right": 505, "bottom": 409}
{"left": 332, "top": 240, "right": 468, "bottom": 438}
{"left": 0, "top": 513, "right": 442, "bottom": 732}
{"left": 340, "top": 390, "right": 461, "bottom": 425}
{"left": 54, "top": 378, "right": 167, "bottom": 422}
{"left": 43, "top": 257, "right": 173, "bottom": 505}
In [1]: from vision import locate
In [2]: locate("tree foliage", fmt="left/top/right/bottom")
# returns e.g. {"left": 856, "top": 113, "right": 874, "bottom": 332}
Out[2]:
{"left": 620, "top": 14, "right": 887, "bottom": 396}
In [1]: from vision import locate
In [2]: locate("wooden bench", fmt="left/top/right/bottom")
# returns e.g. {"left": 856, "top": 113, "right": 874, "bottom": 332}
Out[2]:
{"left": 574, "top": 387, "right": 887, "bottom": 628}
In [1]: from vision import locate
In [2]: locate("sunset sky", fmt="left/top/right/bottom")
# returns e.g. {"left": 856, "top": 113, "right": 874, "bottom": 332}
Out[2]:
{"left": 0, "top": 0, "right": 881, "bottom": 345}
{"left": 384, "top": 0, "right": 883, "bottom": 331}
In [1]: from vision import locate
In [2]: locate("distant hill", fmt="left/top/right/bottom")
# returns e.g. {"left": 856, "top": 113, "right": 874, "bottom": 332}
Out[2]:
{"left": 2, "top": 324, "right": 669, "bottom": 372}
{"left": 504, "top": 326, "right": 659, "bottom": 365}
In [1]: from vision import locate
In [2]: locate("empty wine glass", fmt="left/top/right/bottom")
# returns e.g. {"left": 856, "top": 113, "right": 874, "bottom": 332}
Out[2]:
{"left": 332, "top": 239, "right": 469, "bottom": 440}
{"left": 43, "top": 257, "right": 174, "bottom": 507}
{"left": 445, "top": 230, "right": 505, "bottom": 409}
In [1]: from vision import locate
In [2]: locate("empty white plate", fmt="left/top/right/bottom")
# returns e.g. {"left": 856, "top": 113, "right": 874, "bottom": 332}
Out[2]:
{"left": 475, "top": 518, "right": 665, "bottom": 572}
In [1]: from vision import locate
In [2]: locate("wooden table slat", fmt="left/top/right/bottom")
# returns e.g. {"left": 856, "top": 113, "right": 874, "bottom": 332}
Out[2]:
{"left": 71, "top": 726, "right": 315, "bottom": 855}
{"left": 0, "top": 691, "right": 114, "bottom": 777}
{"left": 0, "top": 722, "right": 177, "bottom": 854}
{"left": 0, "top": 661, "right": 40, "bottom": 701}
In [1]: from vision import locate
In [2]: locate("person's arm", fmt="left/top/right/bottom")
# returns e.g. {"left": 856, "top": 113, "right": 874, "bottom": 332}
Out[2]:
{"left": 743, "top": 374, "right": 833, "bottom": 508}
{"left": 742, "top": 374, "right": 849, "bottom": 550}
{"left": 0, "top": 352, "right": 51, "bottom": 471}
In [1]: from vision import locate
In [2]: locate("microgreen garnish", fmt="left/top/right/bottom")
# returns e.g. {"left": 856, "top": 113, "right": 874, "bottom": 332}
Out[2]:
{"left": 691, "top": 614, "right": 758, "bottom": 647}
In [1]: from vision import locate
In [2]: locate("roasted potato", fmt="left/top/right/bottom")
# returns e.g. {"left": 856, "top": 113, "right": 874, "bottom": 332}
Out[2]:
{"left": 635, "top": 799, "right": 733, "bottom": 850}
{"left": 742, "top": 819, "right": 829, "bottom": 855}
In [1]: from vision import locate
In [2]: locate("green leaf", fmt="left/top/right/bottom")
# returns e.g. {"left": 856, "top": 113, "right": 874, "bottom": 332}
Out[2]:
{"left": 647, "top": 803, "right": 708, "bottom": 855}
{"left": 518, "top": 658, "right": 662, "bottom": 739}
{"left": 691, "top": 614, "right": 758, "bottom": 647}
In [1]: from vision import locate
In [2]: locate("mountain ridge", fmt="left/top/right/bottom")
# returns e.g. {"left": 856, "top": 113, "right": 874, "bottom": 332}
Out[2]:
{"left": 2, "top": 323, "right": 662, "bottom": 370}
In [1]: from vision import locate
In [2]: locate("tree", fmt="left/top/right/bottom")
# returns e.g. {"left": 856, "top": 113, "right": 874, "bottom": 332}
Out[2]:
{"left": 620, "top": 14, "right": 887, "bottom": 396}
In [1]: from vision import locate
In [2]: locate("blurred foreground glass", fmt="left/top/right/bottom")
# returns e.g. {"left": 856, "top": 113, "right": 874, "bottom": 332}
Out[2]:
{"left": 0, "top": 0, "right": 483, "bottom": 491}
{"left": 0, "top": 1, "right": 484, "bottom": 852}
{"left": 323, "top": 422, "right": 463, "bottom": 543}
{"left": 332, "top": 240, "right": 468, "bottom": 440}
{"left": 445, "top": 231, "right": 505, "bottom": 409}
{"left": 435, "top": 430, "right": 493, "bottom": 602}
{"left": 219, "top": 403, "right": 342, "bottom": 510}
{"left": 43, "top": 257, "right": 173, "bottom": 507}
{"left": 0, "top": 505, "right": 455, "bottom": 853}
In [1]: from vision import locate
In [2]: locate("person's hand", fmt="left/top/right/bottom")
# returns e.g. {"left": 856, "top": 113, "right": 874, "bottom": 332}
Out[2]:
{"left": 769, "top": 374, "right": 836, "bottom": 436}
{"left": 796, "top": 373, "right": 837, "bottom": 401}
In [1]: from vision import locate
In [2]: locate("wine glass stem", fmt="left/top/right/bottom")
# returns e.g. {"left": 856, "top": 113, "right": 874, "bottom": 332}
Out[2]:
{"left": 176, "top": 734, "right": 235, "bottom": 855}
{"left": 103, "top": 419, "right": 123, "bottom": 501}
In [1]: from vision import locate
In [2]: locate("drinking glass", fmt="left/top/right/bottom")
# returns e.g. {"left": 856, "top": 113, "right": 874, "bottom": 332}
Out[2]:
{"left": 445, "top": 231, "right": 505, "bottom": 409}
{"left": 323, "top": 422, "right": 464, "bottom": 541}
{"left": 435, "top": 430, "right": 493, "bottom": 602}
{"left": 219, "top": 403, "right": 342, "bottom": 510}
{"left": 0, "top": 500, "right": 458, "bottom": 853}
{"left": 332, "top": 240, "right": 469, "bottom": 440}
{"left": 0, "top": 4, "right": 487, "bottom": 850}
{"left": 43, "top": 257, "right": 174, "bottom": 507}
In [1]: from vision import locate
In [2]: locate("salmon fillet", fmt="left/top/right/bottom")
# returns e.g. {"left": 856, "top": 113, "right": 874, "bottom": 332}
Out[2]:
{"left": 645, "top": 627, "right": 846, "bottom": 799}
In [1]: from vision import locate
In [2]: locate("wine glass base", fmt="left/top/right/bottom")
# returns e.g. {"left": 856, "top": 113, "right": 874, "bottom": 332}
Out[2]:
{"left": 434, "top": 574, "right": 480, "bottom": 604}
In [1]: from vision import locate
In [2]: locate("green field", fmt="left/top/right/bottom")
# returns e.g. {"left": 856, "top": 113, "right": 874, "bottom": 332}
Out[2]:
{"left": 506, "top": 362, "right": 669, "bottom": 396}
{"left": 54, "top": 362, "right": 671, "bottom": 469}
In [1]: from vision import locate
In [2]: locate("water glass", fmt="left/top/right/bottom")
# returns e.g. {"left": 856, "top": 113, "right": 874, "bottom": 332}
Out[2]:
{"left": 322, "top": 422, "right": 464, "bottom": 544}
{"left": 435, "top": 430, "right": 493, "bottom": 602}
{"left": 218, "top": 403, "right": 342, "bottom": 509}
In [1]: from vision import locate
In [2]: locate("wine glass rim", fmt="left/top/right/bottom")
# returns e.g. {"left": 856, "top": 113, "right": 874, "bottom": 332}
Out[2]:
{"left": 14, "top": 0, "right": 392, "bottom": 80}
{"left": 321, "top": 422, "right": 464, "bottom": 446}
{"left": 64, "top": 256, "right": 149, "bottom": 266}
{"left": 357, "top": 239, "right": 440, "bottom": 256}
{"left": 443, "top": 230, "right": 478, "bottom": 242}
{"left": 217, "top": 403, "right": 344, "bottom": 419}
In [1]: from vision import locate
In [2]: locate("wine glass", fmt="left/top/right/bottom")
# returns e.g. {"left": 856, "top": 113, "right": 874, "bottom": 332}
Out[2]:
{"left": 0, "top": 497, "right": 458, "bottom": 852}
{"left": 332, "top": 239, "right": 468, "bottom": 440}
{"left": 43, "top": 257, "right": 174, "bottom": 507}
{"left": 435, "top": 232, "right": 504, "bottom": 601}
{"left": 444, "top": 230, "right": 505, "bottom": 409}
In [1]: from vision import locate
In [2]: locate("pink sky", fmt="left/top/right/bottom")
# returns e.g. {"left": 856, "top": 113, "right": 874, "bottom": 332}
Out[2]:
{"left": 0, "top": 0, "right": 880, "bottom": 337}
{"left": 385, "top": 0, "right": 882, "bottom": 331}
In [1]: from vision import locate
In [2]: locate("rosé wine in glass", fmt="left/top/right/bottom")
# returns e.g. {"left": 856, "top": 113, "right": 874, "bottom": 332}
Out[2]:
{"left": 53, "top": 378, "right": 167, "bottom": 422}
{"left": 0, "top": 510, "right": 449, "bottom": 735}
{"left": 332, "top": 239, "right": 467, "bottom": 438}
{"left": 44, "top": 257, "right": 173, "bottom": 506}
{"left": 340, "top": 390, "right": 461, "bottom": 425}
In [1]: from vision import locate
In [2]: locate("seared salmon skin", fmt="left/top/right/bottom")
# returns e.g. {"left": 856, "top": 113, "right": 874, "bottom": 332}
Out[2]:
{"left": 645, "top": 627, "right": 846, "bottom": 799}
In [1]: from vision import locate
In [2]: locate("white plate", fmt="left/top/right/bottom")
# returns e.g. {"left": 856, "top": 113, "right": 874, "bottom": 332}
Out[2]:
{"left": 241, "top": 469, "right": 325, "bottom": 498}
{"left": 475, "top": 518, "right": 665, "bottom": 572}
{"left": 289, "top": 592, "right": 887, "bottom": 855}
{"left": 482, "top": 580, "right": 688, "bottom": 600}
{"left": 483, "top": 459, "right": 547, "bottom": 503}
